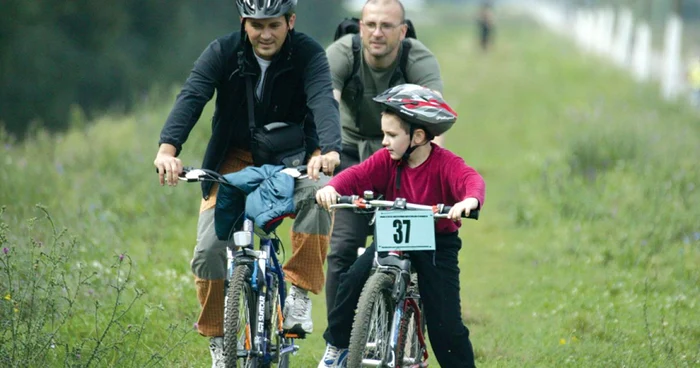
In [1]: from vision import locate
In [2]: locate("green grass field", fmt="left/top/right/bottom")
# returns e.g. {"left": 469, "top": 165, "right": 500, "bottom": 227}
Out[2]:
{"left": 1, "top": 6, "right": 699, "bottom": 368}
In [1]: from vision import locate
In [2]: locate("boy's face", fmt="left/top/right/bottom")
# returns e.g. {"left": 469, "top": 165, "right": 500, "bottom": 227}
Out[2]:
{"left": 381, "top": 113, "right": 411, "bottom": 160}
{"left": 243, "top": 14, "right": 295, "bottom": 61}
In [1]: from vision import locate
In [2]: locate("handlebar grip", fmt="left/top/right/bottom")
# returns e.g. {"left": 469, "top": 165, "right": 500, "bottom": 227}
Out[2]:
{"left": 337, "top": 196, "right": 356, "bottom": 204}
{"left": 441, "top": 206, "right": 480, "bottom": 220}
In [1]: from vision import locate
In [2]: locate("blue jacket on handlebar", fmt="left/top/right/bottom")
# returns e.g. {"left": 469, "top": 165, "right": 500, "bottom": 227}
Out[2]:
{"left": 215, "top": 165, "right": 295, "bottom": 239}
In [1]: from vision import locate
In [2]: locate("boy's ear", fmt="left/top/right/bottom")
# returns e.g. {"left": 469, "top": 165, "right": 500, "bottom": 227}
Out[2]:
{"left": 413, "top": 128, "right": 428, "bottom": 144}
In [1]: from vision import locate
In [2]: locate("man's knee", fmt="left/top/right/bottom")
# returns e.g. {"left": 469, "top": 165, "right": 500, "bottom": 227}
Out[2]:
{"left": 191, "top": 209, "right": 227, "bottom": 279}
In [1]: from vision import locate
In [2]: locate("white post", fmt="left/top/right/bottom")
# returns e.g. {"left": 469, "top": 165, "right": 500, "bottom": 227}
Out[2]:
{"left": 613, "top": 8, "right": 634, "bottom": 67}
{"left": 599, "top": 7, "right": 616, "bottom": 58}
{"left": 661, "top": 15, "right": 683, "bottom": 100}
{"left": 631, "top": 22, "right": 652, "bottom": 82}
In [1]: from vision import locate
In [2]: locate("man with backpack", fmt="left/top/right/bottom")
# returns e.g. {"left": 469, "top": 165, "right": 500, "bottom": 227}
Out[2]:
{"left": 324, "top": 0, "right": 444, "bottom": 320}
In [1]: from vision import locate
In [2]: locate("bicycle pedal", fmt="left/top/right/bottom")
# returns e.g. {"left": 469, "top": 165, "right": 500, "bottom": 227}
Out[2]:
{"left": 282, "top": 326, "right": 308, "bottom": 339}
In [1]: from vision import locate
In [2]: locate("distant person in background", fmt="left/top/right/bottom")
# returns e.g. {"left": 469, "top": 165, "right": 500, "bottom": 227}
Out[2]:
{"left": 477, "top": 1, "right": 494, "bottom": 52}
{"left": 689, "top": 55, "right": 700, "bottom": 108}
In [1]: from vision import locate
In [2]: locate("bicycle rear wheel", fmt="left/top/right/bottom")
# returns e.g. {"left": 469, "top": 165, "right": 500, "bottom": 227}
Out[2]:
{"left": 224, "top": 265, "right": 257, "bottom": 368}
{"left": 395, "top": 300, "right": 427, "bottom": 367}
{"left": 347, "top": 272, "right": 396, "bottom": 367}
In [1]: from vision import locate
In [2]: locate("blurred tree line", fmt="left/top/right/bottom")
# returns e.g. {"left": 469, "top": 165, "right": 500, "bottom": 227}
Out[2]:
{"left": 0, "top": 0, "right": 343, "bottom": 139}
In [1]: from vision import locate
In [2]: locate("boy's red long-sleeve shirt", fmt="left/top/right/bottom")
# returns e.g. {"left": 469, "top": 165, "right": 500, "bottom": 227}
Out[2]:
{"left": 328, "top": 143, "right": 486, "bottom": 234}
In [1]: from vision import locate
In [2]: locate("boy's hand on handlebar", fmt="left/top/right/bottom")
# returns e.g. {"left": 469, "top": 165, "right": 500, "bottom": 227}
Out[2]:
{"left": 154, "top": 144, "right": 182, "bottom": 186}
{"left": 307, "top": 151, "right": 340, "bottom": 181}
{"left": 316, "top": 186, "right": 339, "bottom": 211}
{"left": 448, "top": 197, "right": 480, "bottom": 221}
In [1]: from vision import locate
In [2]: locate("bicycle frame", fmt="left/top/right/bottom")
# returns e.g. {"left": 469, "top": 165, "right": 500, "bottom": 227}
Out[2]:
{"left": 363, "top": 240, "right": 429, "bottom": 367}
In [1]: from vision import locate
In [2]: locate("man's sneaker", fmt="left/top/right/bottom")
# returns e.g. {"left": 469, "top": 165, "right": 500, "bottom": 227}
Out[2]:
{"left": 317, "top": 344, "right": 348, "bottom": 368}
{"left": 209, "top": 337, "right": 225, "bottom": 368}
{"left": 282, "top": 285, "right": 313, "bottom": 333}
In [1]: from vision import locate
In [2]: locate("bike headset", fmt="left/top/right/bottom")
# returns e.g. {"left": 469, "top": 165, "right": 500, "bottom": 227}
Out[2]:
{"left": 372, "top": 83, "right": 458, "bottom": 190}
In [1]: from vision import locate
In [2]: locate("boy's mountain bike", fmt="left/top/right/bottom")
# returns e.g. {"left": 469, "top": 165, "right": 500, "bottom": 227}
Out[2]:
{"left": 179, "top": 167, "right": 305, "bottom": 368}
{"left": 331, "top": 192, "right": 478, "bottom": 368}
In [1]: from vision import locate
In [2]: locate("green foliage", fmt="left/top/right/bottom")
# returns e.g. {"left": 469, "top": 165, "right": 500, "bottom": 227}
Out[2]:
{"left": 0, "top": 206, "right": 192, "bottom": 367}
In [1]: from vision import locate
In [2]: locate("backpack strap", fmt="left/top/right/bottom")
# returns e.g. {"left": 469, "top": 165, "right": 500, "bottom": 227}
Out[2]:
{"left": 389, "top": 39, "right": 412, "bottom": 86}
{"left": 346, "top": 34, "right": 362, "bottom": 89}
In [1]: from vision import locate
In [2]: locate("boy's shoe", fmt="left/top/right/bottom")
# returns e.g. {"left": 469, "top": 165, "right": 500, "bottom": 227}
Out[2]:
{"left": 209, "top": 336, "right": 225, "bottom": 368}
{"left": 317, "top": 344, "right": 348, "bottom": 368}
{"left": 283, "top": 285, "right": 313, "bottom": 333}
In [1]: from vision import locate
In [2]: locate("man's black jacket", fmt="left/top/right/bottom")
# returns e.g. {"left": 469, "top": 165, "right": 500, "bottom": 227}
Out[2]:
{"left": 159, "top": 29, "right": 341, "bottom": 198}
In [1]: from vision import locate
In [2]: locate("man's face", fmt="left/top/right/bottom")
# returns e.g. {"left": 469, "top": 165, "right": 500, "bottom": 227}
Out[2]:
{"left": 243, "top": 14, "right": 295, "bottom": 60}
{"left": 381, "top": 113, "right": 411, "bottom": 160}
{"left": 360, "top": 2, "right": 407, "bottom": 62}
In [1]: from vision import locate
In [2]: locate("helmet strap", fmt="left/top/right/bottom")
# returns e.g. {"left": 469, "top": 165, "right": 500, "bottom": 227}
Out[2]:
{"left": 395, "top": 127, "right": 416, "bottom": 191}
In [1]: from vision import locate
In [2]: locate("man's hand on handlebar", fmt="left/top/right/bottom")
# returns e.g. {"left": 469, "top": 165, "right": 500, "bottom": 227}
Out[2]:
{"left": 154, "top": 144, "right": 182, "bottom": 186}
{"left": 316, "top": 186, "right": 339, "bottom": 211}
{"left": 447, "top": 197, "right": 480, "bottom": 222}
{"left": 307, "top": 150, "right": 340, "bottom": 181}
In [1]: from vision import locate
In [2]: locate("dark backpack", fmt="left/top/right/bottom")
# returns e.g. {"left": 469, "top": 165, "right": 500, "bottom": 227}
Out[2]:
{"left": 333, "top": 18, "right": 417, "bottom": 128}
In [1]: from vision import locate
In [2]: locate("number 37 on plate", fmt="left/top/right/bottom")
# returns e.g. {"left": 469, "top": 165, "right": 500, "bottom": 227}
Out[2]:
{"left": 375, "top": 210, "right": 436, "bottom": 252}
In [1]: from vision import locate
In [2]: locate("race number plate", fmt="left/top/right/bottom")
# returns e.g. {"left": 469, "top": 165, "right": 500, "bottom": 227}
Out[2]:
{"left": 375, "top": 210, "right": 436, "bottom": 252}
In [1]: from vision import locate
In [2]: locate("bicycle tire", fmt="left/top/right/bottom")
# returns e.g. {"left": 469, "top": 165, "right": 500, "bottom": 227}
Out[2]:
{"left": 395, "top": 300, "right": 426, "bottom": 367}
{"left": 224, "top": 265, "right": 257, "bottom": 368}
{"left": 347, "top": 272, "right": 396, "bottom": 367}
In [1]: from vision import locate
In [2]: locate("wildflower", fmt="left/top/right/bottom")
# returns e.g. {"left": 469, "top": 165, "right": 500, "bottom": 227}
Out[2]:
{"left": 193, "top": 322, "right": 199, "bottom": 330}
{"left": 559, "top": 338, "right": 566, "bottom": 345}
{"left": 4, "top": 294, "right": 10, "bottom": 301}
{"left": 2, "top": 247, "right": 8, "bottom": 254}
{"left": 13, "top": 308, "right": 19, "bottom": 313}
{"left": 119, "top": 254, "right": 125, "bottom": 262}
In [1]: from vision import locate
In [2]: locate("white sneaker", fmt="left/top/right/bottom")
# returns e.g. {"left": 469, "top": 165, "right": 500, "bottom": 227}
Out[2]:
{"left": 318, "top": 344, "right": 348, "bottom": 368}
{"left": 282, "top": 285, "right": 313, "bottom": 333}
{"left": 209, "top": 337, "right": 225, "bottom": 368}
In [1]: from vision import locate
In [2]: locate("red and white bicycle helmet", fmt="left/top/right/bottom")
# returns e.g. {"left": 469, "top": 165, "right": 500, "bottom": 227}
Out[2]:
{"left": 373, "top": 83, "right": 458, "bottom": 137}
{"left": 236, "top": 0, "right": 297, "bottom": 19}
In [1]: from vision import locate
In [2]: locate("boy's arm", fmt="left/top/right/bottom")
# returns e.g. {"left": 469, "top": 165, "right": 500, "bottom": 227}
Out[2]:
{"left": 327, "top": 149, "right": 392, "bottom": 196}
{"left": 445, "top": 155, "right": 486, "bottom": 219}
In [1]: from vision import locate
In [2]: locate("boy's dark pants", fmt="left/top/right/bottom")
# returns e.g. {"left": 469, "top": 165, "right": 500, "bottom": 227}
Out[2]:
{"left": 324, "top": 232, "right": 477, "bottom": 368}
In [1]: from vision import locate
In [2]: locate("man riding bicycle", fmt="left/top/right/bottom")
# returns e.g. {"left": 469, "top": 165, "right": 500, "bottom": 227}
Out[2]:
{"left": 153, "top": 0, "right": 341, "bottom": 366}
{"left": 316, "top": 84, "right": 485, "bottom": 368}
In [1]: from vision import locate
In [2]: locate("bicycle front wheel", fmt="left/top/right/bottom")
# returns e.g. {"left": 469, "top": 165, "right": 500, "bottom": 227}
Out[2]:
{"left": 224, "top": 265, "right": 257, "bottom": 368}
{"left": 347, "top": 272, "right": 396, "bottom": 367}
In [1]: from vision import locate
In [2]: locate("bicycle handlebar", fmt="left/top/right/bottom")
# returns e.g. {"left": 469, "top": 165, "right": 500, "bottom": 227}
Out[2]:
{"left": 333, "top": 196, "right": 479, "bottom": 220}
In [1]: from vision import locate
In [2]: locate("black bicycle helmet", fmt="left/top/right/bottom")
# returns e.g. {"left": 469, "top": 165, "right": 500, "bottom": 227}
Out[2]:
{"left": 236, "top": 0, "right": 297, "bottom": 19}
{"left": 373, "top": 83, "right": 457, "bottom": 137}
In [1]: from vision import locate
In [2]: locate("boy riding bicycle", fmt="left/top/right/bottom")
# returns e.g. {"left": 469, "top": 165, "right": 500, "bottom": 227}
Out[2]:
{"left": 315, "top": 84, "right": 485, "bottom": 368}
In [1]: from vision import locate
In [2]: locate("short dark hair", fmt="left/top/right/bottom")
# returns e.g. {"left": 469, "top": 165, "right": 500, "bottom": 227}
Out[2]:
{"left": 382, "top": 110, "right": 433, "bottom": 142}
